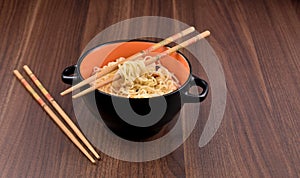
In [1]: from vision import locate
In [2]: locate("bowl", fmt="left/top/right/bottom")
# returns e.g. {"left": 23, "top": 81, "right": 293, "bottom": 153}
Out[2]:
{"left": 61, "top": 40, "right": 208, "bottom": 141}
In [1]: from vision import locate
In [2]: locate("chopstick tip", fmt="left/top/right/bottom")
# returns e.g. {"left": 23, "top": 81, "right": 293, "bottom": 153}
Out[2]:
{"left": 23, "top": 65, "right": 31, "bottom": 73}
{"left": 13, "top": 70, "right": 20, "bottom": 76}
{"left": 205, "top": 30, "right": 211, "bottom": 35}
{"left": 95, "top": 154, "right": 101, "bottom": 160}
{"left": 200, "top": 30, "right": 211, "bottom": 38}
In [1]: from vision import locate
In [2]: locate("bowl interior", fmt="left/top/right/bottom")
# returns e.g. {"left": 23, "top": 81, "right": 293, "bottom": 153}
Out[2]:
{"left": 79, "top": 41, "right": 190, "bottom": 86}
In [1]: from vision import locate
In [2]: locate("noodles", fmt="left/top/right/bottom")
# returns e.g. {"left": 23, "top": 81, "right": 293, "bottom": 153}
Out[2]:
{"left": 92, "top": 56, "right": 180, "bottom": 98}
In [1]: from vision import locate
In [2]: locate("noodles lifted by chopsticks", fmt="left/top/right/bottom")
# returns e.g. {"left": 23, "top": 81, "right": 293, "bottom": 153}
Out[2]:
{"left": 92, "top": 56, "right": 180, "bottom": 98}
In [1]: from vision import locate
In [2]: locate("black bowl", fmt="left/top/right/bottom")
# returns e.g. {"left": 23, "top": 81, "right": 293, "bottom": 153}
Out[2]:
{"left": 62, "top": 40, "right": 208, "bottom": 141}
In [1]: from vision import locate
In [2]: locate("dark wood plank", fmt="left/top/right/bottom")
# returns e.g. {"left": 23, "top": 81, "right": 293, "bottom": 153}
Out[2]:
{"left": 183, "top": 0, "right": 300, "bottom": 177}
{"left": 0, "top": 0, "right": 91, "bottom": 177}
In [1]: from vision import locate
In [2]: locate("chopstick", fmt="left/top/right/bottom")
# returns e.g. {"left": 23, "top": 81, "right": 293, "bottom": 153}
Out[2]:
{"left": 13, "top": 70, "right": 96, "bottom": 164}
{"left": 60, "top": 26, "right": 195, "bottom": 96}
{"left": 23, "top": 65, "right": 100, "bottom": 159}
{"left": 72, "top": 30, "right": 210, "bottom": 99}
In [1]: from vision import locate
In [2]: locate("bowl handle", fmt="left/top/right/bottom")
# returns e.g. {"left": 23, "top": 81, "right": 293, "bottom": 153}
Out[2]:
{"left": 183, "top": 75, "right": 209, "bottom": 103}
{"left": 61, "top": 65, "right": 78, "bottom": 85}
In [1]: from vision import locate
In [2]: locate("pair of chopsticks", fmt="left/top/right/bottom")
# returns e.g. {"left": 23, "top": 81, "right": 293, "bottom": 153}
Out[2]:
{"left": 60, "top": 27, "right": 196, "bottom": 96}
{"left": 13, "top": 66, "right": 100, "bottom": 164}
{"left": 61, "top": 27, "right": 210, "bottom": 99}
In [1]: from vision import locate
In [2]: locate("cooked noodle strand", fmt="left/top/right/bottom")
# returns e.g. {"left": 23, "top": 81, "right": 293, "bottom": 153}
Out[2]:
{"left": 93, "top": 56, "right": 180, "bottom": 98}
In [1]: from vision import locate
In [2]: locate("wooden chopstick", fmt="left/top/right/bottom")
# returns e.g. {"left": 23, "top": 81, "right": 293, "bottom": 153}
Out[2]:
{"left": 13, "top": 70, "right": 96, "bottom": 164}
{"left": 72, "top": 30, "right": 210, "bottom": 99}
{"left": 23, "top": 65, "right": 100, "bottom": 159}
{"left": 60, "top": 27, "right": 195, "bottom": 96}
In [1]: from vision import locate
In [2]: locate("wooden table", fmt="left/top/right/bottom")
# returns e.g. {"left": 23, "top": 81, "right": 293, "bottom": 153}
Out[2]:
{"left": 0, "top": 0, "right": 299, "bottom": 177}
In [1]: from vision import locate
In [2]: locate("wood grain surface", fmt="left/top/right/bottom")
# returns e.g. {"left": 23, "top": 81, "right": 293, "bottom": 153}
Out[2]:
{"left": 0, "top": 0, "right": 299, "bottom": 177}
